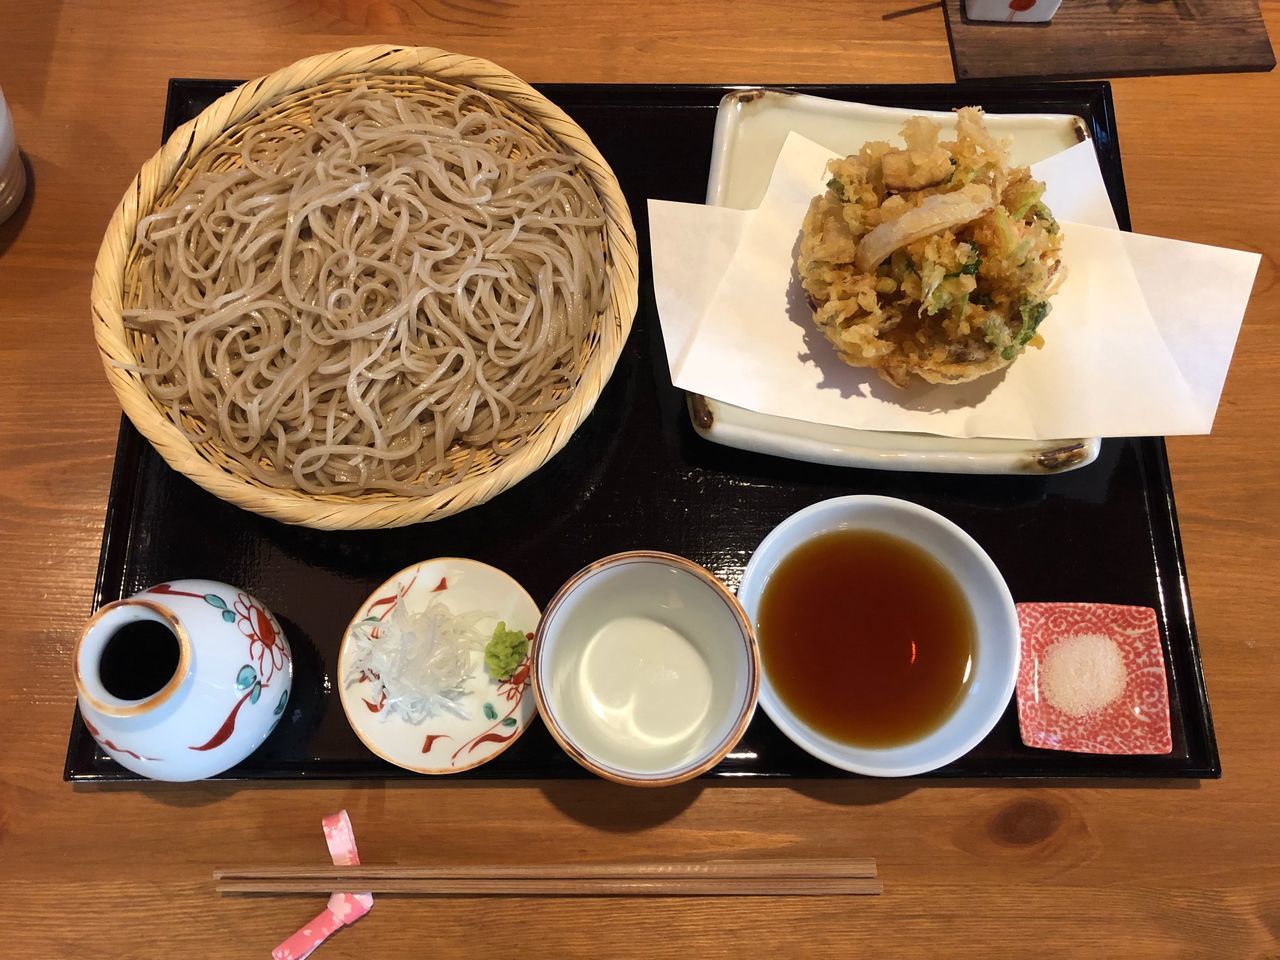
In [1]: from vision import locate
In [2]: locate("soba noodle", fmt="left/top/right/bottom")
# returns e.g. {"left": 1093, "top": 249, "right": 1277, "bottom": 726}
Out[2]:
{"left": 123, "top": 83, "right": 608, "bottom": 495}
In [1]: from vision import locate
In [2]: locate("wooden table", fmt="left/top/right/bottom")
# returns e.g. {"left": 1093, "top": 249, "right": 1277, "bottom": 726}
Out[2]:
{"left": 2, "top": 2, "right": 1277, "bottom": 956}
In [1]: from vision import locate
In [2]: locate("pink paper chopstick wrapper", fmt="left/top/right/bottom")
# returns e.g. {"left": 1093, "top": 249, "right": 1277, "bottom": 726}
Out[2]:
{"left": 272, "top": 811, "right": 373, "bottom": 960}
{"left": 322, "top": 810, "right": 362, "bottom": 867}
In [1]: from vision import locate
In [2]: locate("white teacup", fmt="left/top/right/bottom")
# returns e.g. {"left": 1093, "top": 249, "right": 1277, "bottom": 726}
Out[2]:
{"left": 965, "top": 0, "right": 1063, "bottom": 23}
{"left": 532, "top": 552, "right": 759, "bottom": 786}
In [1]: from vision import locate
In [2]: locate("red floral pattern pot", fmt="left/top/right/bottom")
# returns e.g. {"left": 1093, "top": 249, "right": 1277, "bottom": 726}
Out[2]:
{"left": 74, "top": 579, "right": 292, "bottom": 780}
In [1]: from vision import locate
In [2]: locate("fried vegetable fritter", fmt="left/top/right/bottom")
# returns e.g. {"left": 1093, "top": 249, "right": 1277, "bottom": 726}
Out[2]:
{"left": 798, "top": 108, "right": 1065, "bottom": 387}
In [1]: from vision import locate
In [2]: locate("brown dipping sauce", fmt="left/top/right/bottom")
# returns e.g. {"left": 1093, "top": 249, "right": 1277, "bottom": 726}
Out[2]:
{"left": 757, "top": 529, "right": 975, "bottom": 748}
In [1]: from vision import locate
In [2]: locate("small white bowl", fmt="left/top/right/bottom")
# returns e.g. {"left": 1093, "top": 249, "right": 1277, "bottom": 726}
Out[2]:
{"left": 532, "top": 551, "right": 759, "bottom": 786}
{"left": 737, "top": 496, "right": 1019, "bottom": 777}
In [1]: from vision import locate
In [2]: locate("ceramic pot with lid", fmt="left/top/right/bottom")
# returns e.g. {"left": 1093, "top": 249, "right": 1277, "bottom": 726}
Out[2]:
{"left": 74, "top": 579, "right": 292, "bottom": 781}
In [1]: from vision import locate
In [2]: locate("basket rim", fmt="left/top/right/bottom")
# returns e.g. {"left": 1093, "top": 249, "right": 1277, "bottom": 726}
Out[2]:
{"left": 90, "top": 44, "right": 640, "bottom": 531}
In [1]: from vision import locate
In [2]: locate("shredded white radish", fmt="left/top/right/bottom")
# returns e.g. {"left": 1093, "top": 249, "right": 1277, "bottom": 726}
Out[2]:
{"left": 345, "top": 598, "right": 489, "bottom": 722}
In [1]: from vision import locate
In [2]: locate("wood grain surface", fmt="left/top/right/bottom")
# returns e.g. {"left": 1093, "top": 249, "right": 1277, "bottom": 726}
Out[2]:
{"left": 943, "top": 0, "right": 1276, "bottom": 80}
{"left": 0, "top": 2, "right": 1277, "bottom": 957}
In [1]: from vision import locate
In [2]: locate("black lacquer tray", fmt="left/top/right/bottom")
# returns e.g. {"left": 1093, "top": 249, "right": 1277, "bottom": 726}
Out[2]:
{"left": 66, "top": 80, "right": 1219, "bottom": 781}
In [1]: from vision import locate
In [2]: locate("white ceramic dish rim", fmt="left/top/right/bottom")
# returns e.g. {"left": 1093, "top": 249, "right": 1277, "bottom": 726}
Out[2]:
{"left": 737, "top": 495, "right": 1020, "bottom": 777}
{"left": 689, "top": 88, "right": 1102, "bottom": 476}
{"left": 531, "top": 551, "right": 760, "bottom": 786}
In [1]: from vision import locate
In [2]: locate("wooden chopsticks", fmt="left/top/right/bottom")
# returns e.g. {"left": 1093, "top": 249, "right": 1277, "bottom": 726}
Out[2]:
{"left": 215, "top": 858, "right": 881, "bottom": 897}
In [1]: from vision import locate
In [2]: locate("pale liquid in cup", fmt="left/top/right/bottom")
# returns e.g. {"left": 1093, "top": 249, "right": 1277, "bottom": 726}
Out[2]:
{"left": 569, "top": 616, "right": 713, "bottom": 772}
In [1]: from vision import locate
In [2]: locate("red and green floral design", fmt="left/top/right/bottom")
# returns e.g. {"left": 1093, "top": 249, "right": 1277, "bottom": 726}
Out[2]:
{"left": 148, "top": 582, "right": 237, "bottom": 621}
{"left": 189, "top": 661, "right": 285, "bottom": 752}
{"left": 84, "top": 715, "right": 161, "bottom": 763}
{"left": 235, "top": 592, "right": 288, "bottom": 684}
{"left": 143, "top": 583, "right": 292, "bottom": 753}
{"left": 448, "top": 654, "right": 529, "bottom": 762}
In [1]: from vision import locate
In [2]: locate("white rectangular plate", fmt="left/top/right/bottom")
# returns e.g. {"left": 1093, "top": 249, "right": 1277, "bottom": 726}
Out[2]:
{"left": 689, "top": 89, "right": 1102, "bottom": 475}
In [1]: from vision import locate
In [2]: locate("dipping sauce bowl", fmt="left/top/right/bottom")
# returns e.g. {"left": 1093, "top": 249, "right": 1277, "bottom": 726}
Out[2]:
{"left": 738, "top": 496, "right": 1019, "bottom": 777}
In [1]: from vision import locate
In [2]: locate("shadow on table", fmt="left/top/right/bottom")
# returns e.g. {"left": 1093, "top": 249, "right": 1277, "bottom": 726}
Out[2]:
{"left": 537, "top": 780, "right": 704, "bottom": 832}
{"left": 787, "top": 780, "right": 918, "bottom": 806}
{"left": 68, "top": 772, "right": 1198, "bottom": 813}
{"left": 790, "top": 775, "right": 1199, "bottom": 810}
{"left": 0, "top": 153, "right": 34, "bottom": 258}
{"left": 69, "top": 777, "right": 701, "bottom": 830}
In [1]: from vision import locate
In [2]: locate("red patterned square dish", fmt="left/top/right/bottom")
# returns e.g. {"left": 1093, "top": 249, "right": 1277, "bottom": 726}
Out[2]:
{"left": 1016, "top": 602, "right": 1172, "bottom": 755}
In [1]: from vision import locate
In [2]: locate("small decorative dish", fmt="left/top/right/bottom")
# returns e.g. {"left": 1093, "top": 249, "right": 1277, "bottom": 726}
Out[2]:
{"left": 337, "top": 558, "right": 541, "bottom": 774}
{"left": 1016, "top": 602, "right": 1172, "bottom": 755}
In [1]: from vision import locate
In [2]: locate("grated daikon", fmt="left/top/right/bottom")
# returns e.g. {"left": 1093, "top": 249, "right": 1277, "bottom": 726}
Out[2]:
{"left": 345, "top": 598, "right": 489, "bottom": 723}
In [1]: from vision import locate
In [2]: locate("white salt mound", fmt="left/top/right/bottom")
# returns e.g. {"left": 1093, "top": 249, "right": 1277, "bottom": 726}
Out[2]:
{"left": 1042, "top": 632, "right": 1126, "bottom": 717}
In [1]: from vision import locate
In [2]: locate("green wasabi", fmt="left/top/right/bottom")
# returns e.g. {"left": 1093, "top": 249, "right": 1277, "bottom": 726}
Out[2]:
{"left": 484, "top": 622, "right": 529, "bottom": 680}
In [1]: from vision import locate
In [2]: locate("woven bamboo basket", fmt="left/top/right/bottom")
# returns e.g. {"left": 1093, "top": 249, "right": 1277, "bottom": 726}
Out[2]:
{"left": 91, "top": 45, "right": 639, "bottom": 531}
